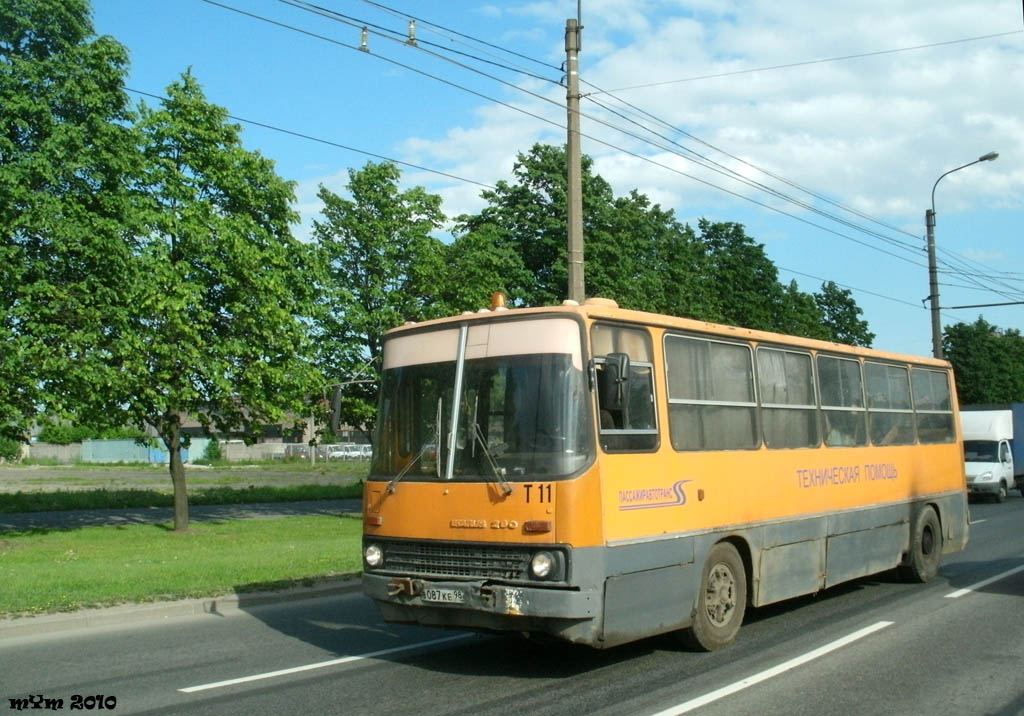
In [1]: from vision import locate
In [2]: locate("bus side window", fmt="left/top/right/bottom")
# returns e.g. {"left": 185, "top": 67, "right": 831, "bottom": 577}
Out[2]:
{"left": 818, "top": 355, "right": 868, "bottom": 447}
{"left": 865, "top": 362, "right": 915, "bottom": 446}
{"left": 911, "top": 368, "right": 955, "bottom": 444}
{"left": 592, "top": 325, "right": 658, "bottom": 452}
{"left": 664, "top": 334, "right": 759, "bottom": 451}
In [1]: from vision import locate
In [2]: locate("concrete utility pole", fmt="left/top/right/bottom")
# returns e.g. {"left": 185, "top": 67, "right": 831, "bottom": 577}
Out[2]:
{"left": 925, "top": 207, "right": 941, "bottom": 359}
{"left": 925, "top": 151, "right": 998, "bottom": 359}
{"left": 565, "top": 17, "right": 584, "bottom": 304}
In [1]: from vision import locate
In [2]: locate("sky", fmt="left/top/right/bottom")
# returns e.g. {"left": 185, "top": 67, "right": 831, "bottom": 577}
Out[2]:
{"left": 91, "top": 0, "right": 1024, "bottom": 358}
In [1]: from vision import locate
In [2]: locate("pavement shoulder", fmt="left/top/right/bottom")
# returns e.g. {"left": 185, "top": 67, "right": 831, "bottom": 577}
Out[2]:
{"left": 0, "top": 576, "right": 363, "bottom": 642}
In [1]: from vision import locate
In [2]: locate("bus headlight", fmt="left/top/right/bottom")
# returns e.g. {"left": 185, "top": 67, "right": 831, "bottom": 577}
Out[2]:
{"left": 364, "top": 544, "right": 384, "bottom": 568}
{"left": 530, "top": 551, "right": 555, "bottom": 579}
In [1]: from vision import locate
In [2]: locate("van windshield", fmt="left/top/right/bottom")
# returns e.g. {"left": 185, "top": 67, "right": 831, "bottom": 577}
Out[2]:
{"left": 964, "top": 440, "right": 998, "bottom": 462}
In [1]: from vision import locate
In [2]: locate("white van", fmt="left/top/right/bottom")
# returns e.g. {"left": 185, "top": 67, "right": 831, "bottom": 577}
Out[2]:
{"left": 962, "top": 410, "right": 1014, "bottom": 502}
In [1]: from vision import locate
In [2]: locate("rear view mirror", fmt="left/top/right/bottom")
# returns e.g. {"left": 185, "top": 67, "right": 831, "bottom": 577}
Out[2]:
{"left": 599, "top": 353, "right": 630, "bottom": 412}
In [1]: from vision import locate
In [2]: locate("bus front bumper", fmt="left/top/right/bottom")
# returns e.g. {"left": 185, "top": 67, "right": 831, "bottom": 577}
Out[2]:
{"left": 363, "top": 573, "right": 601, "bottom": 641}
{"left": 966, "top": 477, "right": 1002, "bottom": 497}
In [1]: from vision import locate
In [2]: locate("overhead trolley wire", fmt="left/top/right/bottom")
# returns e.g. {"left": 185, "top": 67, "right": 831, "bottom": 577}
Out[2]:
{"left": 596, "top": 30, "right": 1024, "bottom": 94}
{"left": 279, "top": 0, "right": 562, "bottom": 86}
{"left": 209, "top": 0, "right": 930, "bottom": 270}
{"left": 351, "top": 0, "right": 563, "bottom": 73}
{"left": 279, "top": 0, "right": 1009, "bottom": 280}
{"left": 581, "top": 92, "right": 924, "bottom": 259}
{"left": 581, "top": 80, "right": 925, "bottom": 246}
{"left": 209, "top": 0, "right": 1017, "bottom": 310}
{"left": 124, "top": 86, "right": 495, "bottom": 190}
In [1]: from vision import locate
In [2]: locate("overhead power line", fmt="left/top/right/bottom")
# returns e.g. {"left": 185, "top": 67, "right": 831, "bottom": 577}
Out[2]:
{"left": 597, "top": 30, "right": 1024, "bottom": 94}
{"left": 947, "top": 301, "right": 1024, "bottom": 309}
{"left": 214, "top": 0, "right": 931, "bottom": 269}
{"left": 124, "top": 87, "right": 495, "bottom": 190}
{"left": 207, "top": 0, "right": 1016, "bottom": 312}
{"left": 352, "top": 0, "right": 562, "bottom": 74}
{"left": 777, "top": 266, "right": 921, "bottom": 309}
{"left": 345, "top": 0, "right": 947, "bottom": 256}
{"left": 278, "top": 0, "right": 561, "bottom": 86}
{"left": 274, "top": 0, "right": 1013, "bottom": 283}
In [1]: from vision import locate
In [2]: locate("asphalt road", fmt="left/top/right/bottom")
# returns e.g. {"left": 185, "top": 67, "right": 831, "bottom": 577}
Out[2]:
{"left": 0, "top": 499, "right": 363, "bottom": 531}
{"left": 4, "top": 497, "right": 1024, "bottom": 716}
{"left": 0, "top": 464, "right": 363, "bottom": 493}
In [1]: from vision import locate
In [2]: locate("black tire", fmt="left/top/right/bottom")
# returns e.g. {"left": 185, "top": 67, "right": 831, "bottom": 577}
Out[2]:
{"left": 1019, "top": 487, "right": 1024, "bottom": 499}
{"left": 994, "top": 483, "right": 1007, "bottom": 503}
{"left": 680, "top": 542, "right": 746, "bottom": 651}
{"left": 898, "top": 506, "right": 942, "bottom": 583}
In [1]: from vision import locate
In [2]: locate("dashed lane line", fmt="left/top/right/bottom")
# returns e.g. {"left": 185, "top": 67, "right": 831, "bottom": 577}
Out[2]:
{"left": 179, "top": 634, "right": 473, "bottom": 693}
{"left": 646, "top": 621, "right": 894, "bottom": 716}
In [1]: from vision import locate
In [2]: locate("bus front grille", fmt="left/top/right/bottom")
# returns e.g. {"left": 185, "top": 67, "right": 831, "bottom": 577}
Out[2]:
{"left": 384, "top": 540, "right": 531, "bottom": 580}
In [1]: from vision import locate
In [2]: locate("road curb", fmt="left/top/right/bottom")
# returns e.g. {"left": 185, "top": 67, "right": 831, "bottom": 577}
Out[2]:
{"left": 0, "top": 576, "right": 363, "bottom": 642}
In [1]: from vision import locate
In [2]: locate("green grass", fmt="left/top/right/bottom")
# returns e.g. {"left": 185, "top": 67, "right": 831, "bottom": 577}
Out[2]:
{"left": 0, "top": 515, "right": 363, "bottom": 616}
{"left": 0, "top": 482, "right": 365, "bottom": 514}
{"left": 18, "top": 457, "right": 372, "bottom": 474}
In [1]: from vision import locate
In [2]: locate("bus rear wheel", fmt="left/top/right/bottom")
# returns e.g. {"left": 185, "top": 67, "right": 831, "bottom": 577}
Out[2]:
{"left": 898, "top": 505, "right": 941, "bottom": 583}
{"left": 680, "top": 542, "right": 746, "bottom": 651}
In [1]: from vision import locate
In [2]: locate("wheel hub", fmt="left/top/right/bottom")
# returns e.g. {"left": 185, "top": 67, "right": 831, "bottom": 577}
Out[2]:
{"left": 705, "top": 563, "right": 736, "bottom": 626}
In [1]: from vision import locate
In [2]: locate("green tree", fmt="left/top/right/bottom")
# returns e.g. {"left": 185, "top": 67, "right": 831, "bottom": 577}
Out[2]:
{"left": 0, "top": 0, "right": 141, "bottom": 442}
{"left": 88, "top": 73, "right": 321, "bottom": 532}
{"left": 313, "top": 161, "right": 447, "bottom": 437}
{"left": 775, "top": 280, "right": 831, "bottom": 341}
{"left": 456, "top": 144, "right": 872, "bottom": 344}
{"left": 459, "top": 144, "right": 614, "bottom": 306}
{"left": 814, "top": 281, "right": 875, "bottom": 346}
{"left": 588, "top": 189, "right": 712, "bottom": 318}
{"left": 441, "top": 222, "right": 531, "bottom": 312}
{"left": 696, "top": 219, "right": 787, "bottom": 331}
{"left": 458, "top": 144, "right": 712, "bottom": 316}
{"left": 944, "top": 318, "right": 1024, "bottom": 404}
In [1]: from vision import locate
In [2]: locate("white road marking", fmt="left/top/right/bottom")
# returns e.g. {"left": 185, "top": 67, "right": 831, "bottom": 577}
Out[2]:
{"left": 179, "top": 634, "right": 472, "bottom": 693}
{"left": 646, "top": 621, "right": 894, "bottom": 716}
{"left": 969, "top": 518, "right": 986, "bottom": 525}
{"left": 945, "top": 563, "right": 1024, "bottom": 599}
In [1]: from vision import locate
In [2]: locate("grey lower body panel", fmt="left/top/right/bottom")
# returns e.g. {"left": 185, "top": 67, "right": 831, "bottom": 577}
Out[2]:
{"left": 364, "top": 492, "right": 969, "bottom": 648}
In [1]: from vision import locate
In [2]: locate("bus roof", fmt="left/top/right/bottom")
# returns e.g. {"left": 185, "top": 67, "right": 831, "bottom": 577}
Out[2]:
{"left": 386, "top": 297, "right": 950, "bottom": 369}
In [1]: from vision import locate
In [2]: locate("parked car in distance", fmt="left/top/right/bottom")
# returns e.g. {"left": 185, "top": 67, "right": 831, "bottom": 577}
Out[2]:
{"left": 358, "top": 444, "right": 372, "bottom": 460}
{"left": 327, "top": 443, "right": 359, "bottom": 460}
{"left": 283, "top": 443, "right": 309, "bottom": 460}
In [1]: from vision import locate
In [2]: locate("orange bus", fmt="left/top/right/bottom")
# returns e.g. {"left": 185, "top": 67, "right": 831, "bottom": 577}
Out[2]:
{"left": 360, "top": 295, "right": 968, "bottom": 649}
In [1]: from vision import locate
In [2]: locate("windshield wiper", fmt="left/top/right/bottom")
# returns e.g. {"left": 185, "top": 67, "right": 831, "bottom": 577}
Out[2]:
{"left": 471, "top": 422, "right": 513, "bottom": 496}
{"left": 386, "top": 441, "right": 431, "bottom": 494}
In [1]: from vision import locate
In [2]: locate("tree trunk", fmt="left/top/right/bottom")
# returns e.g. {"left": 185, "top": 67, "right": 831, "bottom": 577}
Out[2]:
{"left": 164, "top": 415, "right": 189, "bottom": 532}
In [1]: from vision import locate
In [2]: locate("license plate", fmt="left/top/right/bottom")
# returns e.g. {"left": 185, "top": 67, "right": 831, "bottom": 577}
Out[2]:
{"left": 421, "top": 587, "right": 465, "bottom": 604}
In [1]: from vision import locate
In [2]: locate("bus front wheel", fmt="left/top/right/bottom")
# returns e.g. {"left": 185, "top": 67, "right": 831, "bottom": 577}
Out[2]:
{"left": 680, "top": 541, "right": 746, "bottom": 651}
{"left": 898, "top": 505, "right": 941, "bottom": 583}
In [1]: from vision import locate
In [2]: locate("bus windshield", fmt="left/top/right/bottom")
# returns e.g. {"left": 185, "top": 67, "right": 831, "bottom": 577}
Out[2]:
{"left": 373, "top": 320, "right": 594, "bottom": 482}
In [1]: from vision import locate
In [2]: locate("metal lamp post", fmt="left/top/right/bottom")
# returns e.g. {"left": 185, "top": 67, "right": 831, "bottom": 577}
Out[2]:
{"left": 925, "top": 151, "right": 998, "bottom": 359}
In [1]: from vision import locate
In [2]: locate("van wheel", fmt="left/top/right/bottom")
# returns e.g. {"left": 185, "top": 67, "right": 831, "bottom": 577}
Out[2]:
{"left": 899, "top": 506, "right": 942, "bottom": 583}
{"left": 680, "top": 542, "right": 746, "bottom": 651}
{"left": 995, "top": 484, "right": 1007, "bottom": 503}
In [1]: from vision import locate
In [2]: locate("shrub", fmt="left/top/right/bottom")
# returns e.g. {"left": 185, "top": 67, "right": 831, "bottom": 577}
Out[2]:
{"left": 0, "top": 435, "right": 22, "bottom": 461}
{"left": 203, "top": 439, "right": 223, "bottom": 462}
{"left": 37, "top": 424, "right": 93, "bottom": 444}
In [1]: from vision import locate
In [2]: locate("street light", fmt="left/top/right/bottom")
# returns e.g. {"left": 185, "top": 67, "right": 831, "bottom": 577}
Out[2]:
{"left": 925, "top": 151, "right": 999, "bottom": 359}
